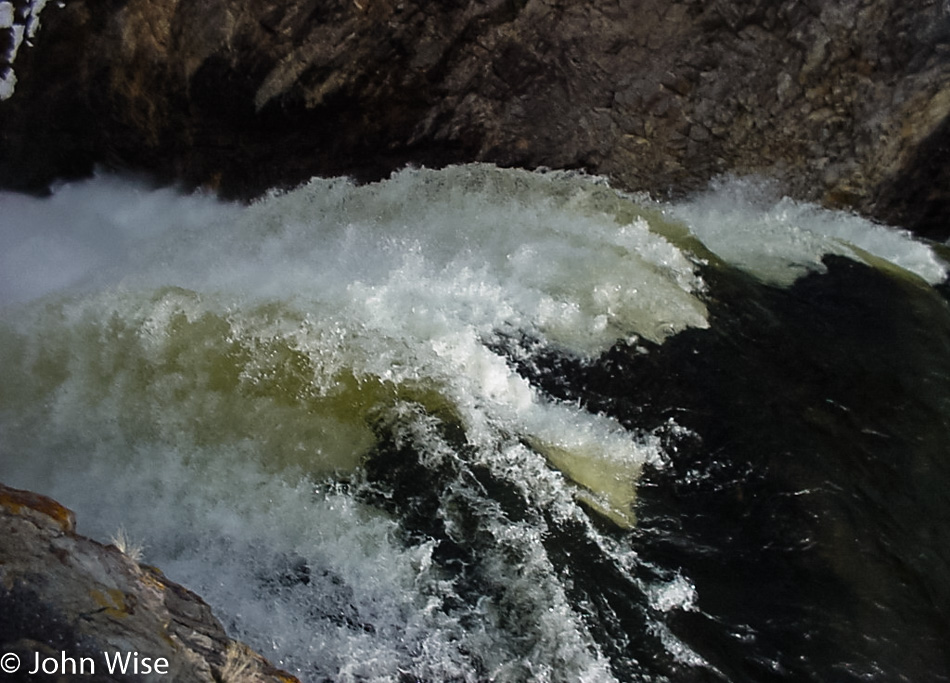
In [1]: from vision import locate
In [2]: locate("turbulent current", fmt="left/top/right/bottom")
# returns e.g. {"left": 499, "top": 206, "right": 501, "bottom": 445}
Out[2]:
{"left": 1, "top": 164, "right": 949, "bottom": 682}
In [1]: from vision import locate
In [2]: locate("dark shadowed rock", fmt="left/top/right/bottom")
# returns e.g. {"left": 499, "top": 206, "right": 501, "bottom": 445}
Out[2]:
{"left": 1, "top": 0, "right": 949, "bottom": 237}
{"left": 0, "top": 483, "right": 299, "bottom": 683}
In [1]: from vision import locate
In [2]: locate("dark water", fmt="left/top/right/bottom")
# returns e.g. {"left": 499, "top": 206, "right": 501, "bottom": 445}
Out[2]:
{"left": 1, "top": 167, "right": 949, "bottom": 681}
{"left": 361, "top": 254, "right": 950, "bottom": 681}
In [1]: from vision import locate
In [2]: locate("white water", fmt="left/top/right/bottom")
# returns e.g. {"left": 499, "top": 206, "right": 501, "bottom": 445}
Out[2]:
{"left": 0, "top": 165, "right": 944, "bottom": 681}
{"left": 668, "top": 175, "right": 947, "bottom": 286}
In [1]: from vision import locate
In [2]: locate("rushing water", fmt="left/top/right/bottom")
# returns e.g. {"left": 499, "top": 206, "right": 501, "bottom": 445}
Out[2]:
{"left": 1, "top": 165, "right": 949, "bottom": 682}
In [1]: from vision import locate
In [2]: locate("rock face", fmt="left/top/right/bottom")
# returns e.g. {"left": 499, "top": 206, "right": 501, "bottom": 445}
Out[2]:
{"left": 1, "top": 0, "right": 950, "bottom": 237}
{"left": 0, "top": 483, "right": 299, "bottom": 683}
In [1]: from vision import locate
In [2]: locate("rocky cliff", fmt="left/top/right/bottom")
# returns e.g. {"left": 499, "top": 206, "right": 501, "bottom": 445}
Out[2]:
{"left": 1, "top": 0, "right": 949, "bottom": 237}
{"left": 0, "top": 482, "right": 299, "bottom": 683}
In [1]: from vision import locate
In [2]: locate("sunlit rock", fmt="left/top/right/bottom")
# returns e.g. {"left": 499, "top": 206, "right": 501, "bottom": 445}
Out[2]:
{"left": 0, "top": 482, "right": 299, "bottom": 683}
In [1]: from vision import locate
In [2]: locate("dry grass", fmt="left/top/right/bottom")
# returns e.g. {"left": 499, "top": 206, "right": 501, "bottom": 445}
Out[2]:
{"left": 110, "top": 526, "right": 145, "bottom": 563}
{"left": 219, "top": 642, "right": 258, "bottom": 683}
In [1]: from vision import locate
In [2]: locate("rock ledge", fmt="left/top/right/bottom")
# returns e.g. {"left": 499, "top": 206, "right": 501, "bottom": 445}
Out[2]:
{"left": 0, "top": 482, "right": 299, "bottom": 683}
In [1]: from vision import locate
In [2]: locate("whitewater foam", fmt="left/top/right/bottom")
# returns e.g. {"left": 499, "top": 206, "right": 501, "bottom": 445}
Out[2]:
{"left": 0, "top": 165, "right": 714, "bottom": 681}
{"left": 667, "top": 176, "right": 948, "bottom": 286}
{"left": 3, "top": 164, "right": 945, "bottom": 681}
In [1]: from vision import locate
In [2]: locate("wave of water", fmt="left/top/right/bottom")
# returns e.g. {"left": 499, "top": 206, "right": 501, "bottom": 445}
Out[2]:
{"left": 1, "top": 165, "right": 948, "bottom": 682}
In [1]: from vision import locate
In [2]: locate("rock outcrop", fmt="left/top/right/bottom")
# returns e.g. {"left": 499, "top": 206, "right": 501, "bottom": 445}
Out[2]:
{"left": 0, "top": 482, "right": 299, "bottom": 683}
{"left": 1, "top": 0, "right": 949, "bottom": 238}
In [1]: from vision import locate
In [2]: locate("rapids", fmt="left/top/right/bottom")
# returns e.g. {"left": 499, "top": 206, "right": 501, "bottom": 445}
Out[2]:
{"left": 1, "top": 165, "right": 948, "bottom": 682}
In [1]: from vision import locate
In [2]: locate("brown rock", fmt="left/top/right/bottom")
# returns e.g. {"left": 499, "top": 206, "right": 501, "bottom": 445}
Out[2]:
{"left": 1, "top": 0, "right": 949, "bottom": 238}
{"left": 0, "top": 483, "right": 298, "bottom": 683}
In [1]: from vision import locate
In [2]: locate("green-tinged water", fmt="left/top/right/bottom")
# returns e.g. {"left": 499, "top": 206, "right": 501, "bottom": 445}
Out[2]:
{"left": 1, "top": 165, "right": 948, "bottom": 681}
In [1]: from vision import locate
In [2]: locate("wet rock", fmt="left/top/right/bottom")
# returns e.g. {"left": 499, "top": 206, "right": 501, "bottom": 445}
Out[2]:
{"left": 0, "top": 0, "right": 949, "bottom": 237}
{"left": 0, "top": 482, "right": 299, "bottom": 683}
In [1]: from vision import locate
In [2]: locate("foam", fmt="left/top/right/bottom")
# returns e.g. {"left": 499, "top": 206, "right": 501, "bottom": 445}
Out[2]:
{"left": 0, "top": 176, "right": 240, "bottom": 306}
{"left": 1, "top": 165, "right": 701, "bottom": 522}
{"left": 5, "top": 165, "right": 944, "bottom": 679}
{"left": 645, "top": 573, "right": 699, "bottom": 613}
{"left": 668, "top": 176, "right": 948, "bottom": 286}
{"left": 1, "top": 166, "right": 713, "bottom": 680}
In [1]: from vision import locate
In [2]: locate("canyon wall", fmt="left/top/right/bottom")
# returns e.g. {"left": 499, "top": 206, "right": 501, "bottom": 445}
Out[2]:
{"left": 2, "top": 0, "right": 949, "bottom": 237}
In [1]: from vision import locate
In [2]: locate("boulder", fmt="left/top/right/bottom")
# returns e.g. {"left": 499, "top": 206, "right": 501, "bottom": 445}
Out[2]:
{"left": 0, "top": 482, "right": 299, "bottom": 683}
{"left": 1, "top": 0, "right": 949, "bottom": 238}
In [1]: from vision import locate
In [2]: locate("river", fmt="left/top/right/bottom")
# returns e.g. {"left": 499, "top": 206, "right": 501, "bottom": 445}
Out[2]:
{"left": 1, "top": 164, "right": 948, "bottom": 681}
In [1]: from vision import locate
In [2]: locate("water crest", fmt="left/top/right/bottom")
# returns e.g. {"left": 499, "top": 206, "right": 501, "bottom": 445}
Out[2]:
{"left": 2, "top": 165, "right": 948, "bottom": 681}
